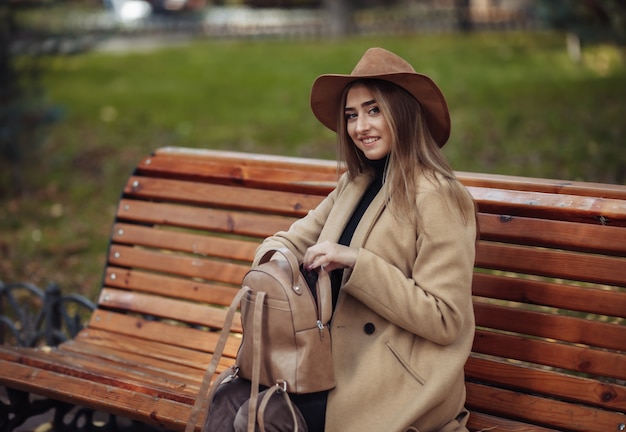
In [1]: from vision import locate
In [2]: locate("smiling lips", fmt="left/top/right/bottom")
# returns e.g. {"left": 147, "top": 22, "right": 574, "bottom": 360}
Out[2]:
{"left": 361, "top": 137, "right": 380, "bottom": 145}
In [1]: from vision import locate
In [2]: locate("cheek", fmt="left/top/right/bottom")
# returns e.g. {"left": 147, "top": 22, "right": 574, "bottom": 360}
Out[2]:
{"left": 377, "top": 118, "right": 390, "bottom": 135}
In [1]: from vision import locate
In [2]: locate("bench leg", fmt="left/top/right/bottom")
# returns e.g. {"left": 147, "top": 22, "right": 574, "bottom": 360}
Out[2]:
{"left": 1, "top": 387, "right": 60, "bottom": 431}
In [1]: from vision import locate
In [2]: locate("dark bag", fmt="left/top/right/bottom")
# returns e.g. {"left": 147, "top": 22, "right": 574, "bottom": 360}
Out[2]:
{"left": 186, "top": 247, "right": 334, "bottom": 432}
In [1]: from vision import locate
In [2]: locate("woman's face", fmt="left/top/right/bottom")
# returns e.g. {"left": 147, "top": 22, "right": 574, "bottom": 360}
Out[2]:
{"left": 344, "top": 84, "right": 391, "bottom": 161}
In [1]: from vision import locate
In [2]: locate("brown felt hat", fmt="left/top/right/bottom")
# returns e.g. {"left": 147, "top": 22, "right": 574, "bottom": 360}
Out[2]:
{"left": 310, "top": 47, "right": 451, "bottom": 147}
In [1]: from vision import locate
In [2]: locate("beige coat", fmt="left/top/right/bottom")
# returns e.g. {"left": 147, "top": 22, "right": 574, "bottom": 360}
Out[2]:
{"left": 255, "top": 169, "right": 476, "bottom": 432}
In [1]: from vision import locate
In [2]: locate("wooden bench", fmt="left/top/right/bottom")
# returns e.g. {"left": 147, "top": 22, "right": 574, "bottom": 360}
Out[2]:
{"left": 1, "top": 146, "right": 625, "bottom": 432}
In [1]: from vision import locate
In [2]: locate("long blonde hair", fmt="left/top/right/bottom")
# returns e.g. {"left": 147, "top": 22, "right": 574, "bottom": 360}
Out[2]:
{"left": 336, "top": 79, "right": 474, "bottom": 223}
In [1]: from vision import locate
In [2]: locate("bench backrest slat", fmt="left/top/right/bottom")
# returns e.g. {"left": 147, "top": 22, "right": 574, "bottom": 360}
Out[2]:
{"left": 478, "top": 213, "right": 626, "bottom": 255}
{"left": 475, "top": 301, "right": 626, "bottom": 350}
{"left": 112, "top": 223, "right": 259, "bottom": 262}
{"left": 467, "top": 356, "right": 625, "bottom": 410}
{"left": 126, "top": 176, "right": 324, "bottom": 217}
{"left": 472, "top": 273, "right": 626, "bottom": 318}
{"left": 458, "top": 170, "right": 626, "bottom": 200}
{"left": 117, "top": 199, "right": 297, "bottom": 238}
{"left": 476, "top": 241, "right": 626, "bottom": 286}
{"left": 98, "top": 288, "right": 243, "bottom": 333}
{"left": 467, "top": 411, "right": 558, "bottom": 432}
{"left": 469, "top": 186, "right": 626, "bottom": 225}
{"left": 108, "top": 244, "right": 250, "bottom": 285}
{"left": 105, "top": 267, "right": 239, "bottom": 306}
{"left": 472, "top": 329, "right": 625, "bottom": 380}
{"left": 89, "top": 310, "right": 242, "bottom": 358}
{"left": 466, "top": 381, "right": 625, "bottom": 431}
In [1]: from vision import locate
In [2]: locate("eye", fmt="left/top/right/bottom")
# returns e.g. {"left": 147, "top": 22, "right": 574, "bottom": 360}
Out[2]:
{"left": 368, "top": 106, "right": 380, "bottom": 115}
{"left": 345, "top": 112, "right": 357, "bottom": 121}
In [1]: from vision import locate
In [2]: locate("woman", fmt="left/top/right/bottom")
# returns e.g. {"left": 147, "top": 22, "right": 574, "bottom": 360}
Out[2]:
{"left": 205, "top": 47, "right": 476, "bottom": 432}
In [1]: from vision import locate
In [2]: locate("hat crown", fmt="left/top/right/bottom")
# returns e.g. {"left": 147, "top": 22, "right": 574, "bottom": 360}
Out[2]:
{"left": 351, "top": 48, "right": 416, "bottom": 76}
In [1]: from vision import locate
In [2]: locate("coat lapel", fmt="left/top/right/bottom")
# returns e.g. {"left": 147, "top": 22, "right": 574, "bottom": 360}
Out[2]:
{"left": 318, "top": 172, "right": 388, "bottom": 249}
{"left": 350, "top": 186, "right": 387, "bottom": 248}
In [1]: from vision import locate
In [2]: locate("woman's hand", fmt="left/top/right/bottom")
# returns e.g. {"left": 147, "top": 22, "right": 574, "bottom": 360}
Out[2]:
{"left": 303, "top": 241, "right": 358, "bottom": 272}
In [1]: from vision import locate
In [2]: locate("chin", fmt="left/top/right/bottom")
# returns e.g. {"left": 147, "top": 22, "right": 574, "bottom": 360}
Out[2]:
{"left": 364, "top": 151, "right": 386, "bottom": 160}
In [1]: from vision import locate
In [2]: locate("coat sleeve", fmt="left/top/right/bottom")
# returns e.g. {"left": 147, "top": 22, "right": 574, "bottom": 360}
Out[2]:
{"left": 343, "top": 180, "right": 476, "bottom": 346}
{"left": 253, "top": 173, "right": 350, "bottom": 265}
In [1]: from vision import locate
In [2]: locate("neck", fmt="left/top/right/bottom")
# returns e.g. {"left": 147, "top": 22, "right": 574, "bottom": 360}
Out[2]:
{"left": 366, "top": 154, "right": 389, "bottom": 179}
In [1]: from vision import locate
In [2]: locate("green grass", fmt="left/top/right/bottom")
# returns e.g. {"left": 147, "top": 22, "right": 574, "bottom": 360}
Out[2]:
{"left": 1, "top": 31, "right": 625, "bottom": 300}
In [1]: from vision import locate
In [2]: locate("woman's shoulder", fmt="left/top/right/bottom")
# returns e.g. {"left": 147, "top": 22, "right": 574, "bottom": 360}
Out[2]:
{"left": 414, "top": 171, "right": 474, "bottom": 208}
{"left": 414, "top": 170, "right": 454, "bottom": 193}
{"left": 335, "top": 169, "right": 374, "bottom": 191}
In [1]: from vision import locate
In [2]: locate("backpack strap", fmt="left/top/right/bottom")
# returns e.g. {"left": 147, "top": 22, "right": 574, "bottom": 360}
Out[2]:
{"left": 185, "top": 286, "right": 251, "bottom": 432}
{"left": 258, "top": 247, "right": 300, "bottom": 288}
{"left": 247, "top": 249, "right": 305, "bottom": 431}
{"left": 247, "top": 292, "right": 298, "bottom": 432}
{"left": 247, "top": 290, "right": 267, "bottom": 432}
{"left": 257, "top": 383, "right": 299, "bottom": 432}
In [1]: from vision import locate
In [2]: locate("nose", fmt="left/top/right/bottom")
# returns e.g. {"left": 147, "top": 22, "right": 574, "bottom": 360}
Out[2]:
{"left": 355, "top": 114, "right": 369, "bottom": 133}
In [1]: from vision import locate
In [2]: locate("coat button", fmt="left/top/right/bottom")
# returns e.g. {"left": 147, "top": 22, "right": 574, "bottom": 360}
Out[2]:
{"left": 363, "top": 322, "right": 376, "bottom": 335}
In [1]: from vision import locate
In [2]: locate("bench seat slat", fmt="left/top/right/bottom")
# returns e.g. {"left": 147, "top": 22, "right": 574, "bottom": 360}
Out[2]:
{"left": 477, "top": 213, "right": 626, "bottom": 256}
{"left": 108, "top": 244, "right": 249, "bottom": 285}
{"left": 0, "top": 345, "right": 194, "bottom": 402}
{"left": 112, "top": 223, "right": 258, "bottom": 262}
{"left": 472, "top": 329, "right": 626, "bottom": 381}
{"left": 116, "top": 199, "right": 294, "bottom": 239}
{"left": 472, "top": 273, "right": 626, "bottom": 318}
{"left": 87, "top": 310, "right": 241, "bottom": 358}
{"left": 57, "top": 340, "right": 232, "bottom": 393}
{"left": 124, "top": 176, "right": 325, "bottom": 217}
{"left": 0, "top": 357, "right": 193, "bottom": 431}
{"left": 57, "top": 340, "right": 212, "bottom": 386}
{"left": 98, "top": 287, "right": 243, "bottom": 332}
{"left": 465, "top": 356, "right": 626, "bottom": 410}
{"left": 466, "top": 382, "right": 625, "bottom": 432}
{"left": 71, "top": 328, "right": 232, "bottom": 372}
{"left": 474, "top": 301, "right": 626, "bottom": 351}
{"left": 476, "top": 241, "right": 626, "bottom": 287}
{"left": 61, "top": 341, "right": 232, "bottom": 384}
{"left": 104, "top": 267, "right": 239, "bottom": 307}
{"left": 64, "top": 332, "right": 236, "bottom": 389}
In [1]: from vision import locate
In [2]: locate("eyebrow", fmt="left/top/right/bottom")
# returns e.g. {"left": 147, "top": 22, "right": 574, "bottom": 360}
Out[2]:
{"left": 344, "top": 99, "right": 377, "bottom": 111}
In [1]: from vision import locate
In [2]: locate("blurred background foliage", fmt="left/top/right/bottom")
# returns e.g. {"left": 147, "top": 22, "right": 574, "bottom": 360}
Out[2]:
{"left": 1, "top": 0, "right": 625, "bottom": 299}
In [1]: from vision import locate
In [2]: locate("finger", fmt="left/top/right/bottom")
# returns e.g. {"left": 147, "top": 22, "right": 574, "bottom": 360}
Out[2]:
{"left": 304, "top": 252, "right": 321, "bottom": 270}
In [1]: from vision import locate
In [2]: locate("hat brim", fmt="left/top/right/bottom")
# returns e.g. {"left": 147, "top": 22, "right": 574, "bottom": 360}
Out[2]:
{"left": 310, "top": 72, "right": 450, "bottom": 147}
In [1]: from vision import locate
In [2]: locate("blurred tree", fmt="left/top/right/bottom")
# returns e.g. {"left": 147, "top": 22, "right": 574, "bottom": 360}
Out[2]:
{"left": 455, "top": 0, "right": 471, "bottom": 32}
{"left": 322, "top": 0, "right": 356, "bottom": 37}
{"left": 0, "top": 0, "right": 61, "bottom": 196}
{"left": 537, "top": 0, "right": 626, "bottom": 46}
{"left": 321, "top": 0, "right": 418, "bottom": 37}
{"left": 247, "top": 0, "right": 322, "bottom": 6}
